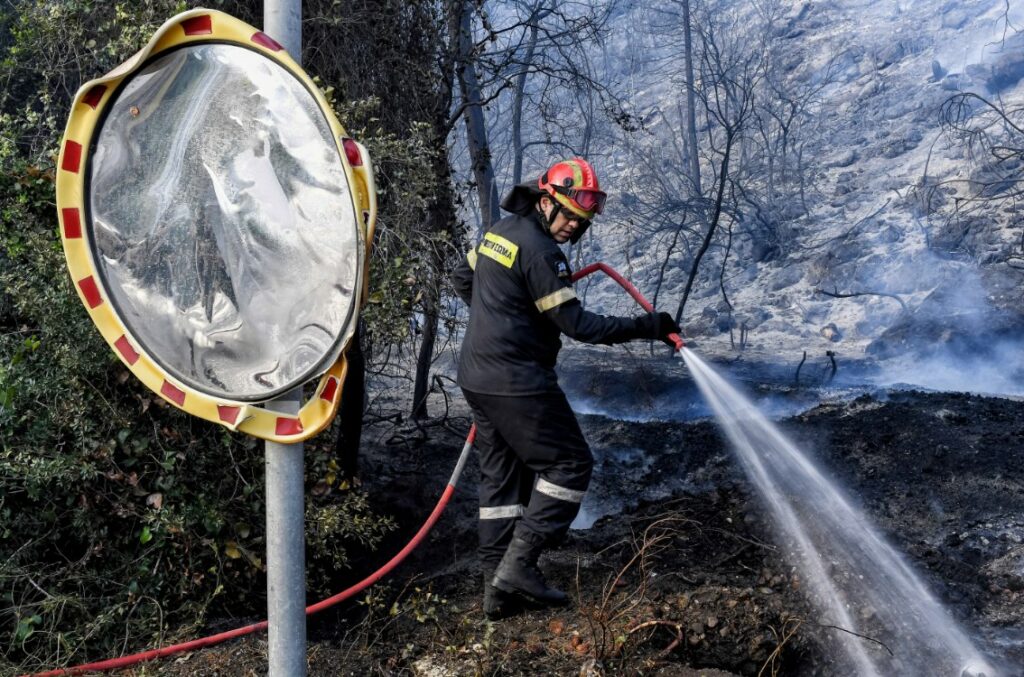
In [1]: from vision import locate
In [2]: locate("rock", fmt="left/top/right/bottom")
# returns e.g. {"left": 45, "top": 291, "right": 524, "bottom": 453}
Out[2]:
{"left": 806, "top": 252, "right": 837, "bottom": 286}
{"left": 875, "top": 41, "right": 906, "bottom": 70}
{"left": 880, "top": 136, "right": 919, "bottom": 159}
{"left": 965, "top": 63, "right": 989, "bottom": 83}
{"left": 736, "top": 307, "right": 771, "bottom": 330}
{"left": 820, "top": 323, "right": 843, "bottom": 342}
{"left": 988, "top": 33, "right": 1024, "bottom": 92}
{"left": 803, "top": 305, "right": 829, "bottom": 325}
{"left": 881, "top": 225, "right": 903, "bottom": 243}
{"left": 858, "top": 78, "right": 881, "bottom": 99}
{"left": 412, "top": 657, "right": 455, "bottom": 677}
{"left": 941, "top": 73, "right": 972, "bottom": 91}
{"left": 940, "top": 3, "right": 971, "bottom": 30}
{"left": 931, "top": 60, "right": 946, "bottom": 82}
{"left": 769, "top": 265, "right": 803, "bottom": 291}
{"left": 829, "top": 149, "right": 858, "bottom": 168}
{"left": 685, "top": 303, "right": 731, "bottom": 336}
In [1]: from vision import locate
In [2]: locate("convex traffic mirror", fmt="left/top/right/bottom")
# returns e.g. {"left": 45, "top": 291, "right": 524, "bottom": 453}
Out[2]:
{"left": 56, "top": 9, "right": 376, "bottom": 441}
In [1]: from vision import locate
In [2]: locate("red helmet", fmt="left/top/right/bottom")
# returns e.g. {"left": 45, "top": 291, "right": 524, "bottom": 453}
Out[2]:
{"left": 538, "top": 158, "right": 607, "bottom": 220}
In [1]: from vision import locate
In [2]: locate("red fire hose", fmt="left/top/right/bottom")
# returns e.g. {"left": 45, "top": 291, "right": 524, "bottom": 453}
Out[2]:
{"left": 573, "top": 262, "right": 684, "bottom": 351}
{"left": 28, "top": 262, "right": 681, "bottom": 676}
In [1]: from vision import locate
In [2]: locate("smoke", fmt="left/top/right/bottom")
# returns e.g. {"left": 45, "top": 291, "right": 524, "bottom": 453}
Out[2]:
{"left": 932, "top": 0, "right": 1024, "bottom": 78}
{"left": 873, "top": 337, "right": 1024, "bottom": 397}
{"left": 860, "top": 254, "right": 1024, "bottom": 397}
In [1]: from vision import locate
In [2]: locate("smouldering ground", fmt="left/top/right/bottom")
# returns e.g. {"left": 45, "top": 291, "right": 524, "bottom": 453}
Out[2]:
{"left": 126, "top": 376, "right": 1024, "bottom": 676}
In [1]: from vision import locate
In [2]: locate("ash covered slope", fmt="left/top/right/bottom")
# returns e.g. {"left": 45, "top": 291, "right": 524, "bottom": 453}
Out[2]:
{"left": 579, "top": 0, "right": 1024, "bottom": 382}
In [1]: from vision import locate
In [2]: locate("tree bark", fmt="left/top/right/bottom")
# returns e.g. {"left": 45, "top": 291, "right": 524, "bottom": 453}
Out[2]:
{"left": 411, "top": 280, "right": 438, "bottom": 420}
{"left": 512, "top": 3, "right": 549, "bottom": 183}
{"left": 454, "top": 0, "right": 500, "bottom": 233}
{"left": 675, "top": 130, "right": 733, "bottom": 324}
{"left": 682, "top": 0, "right": 701, "bottom": 195}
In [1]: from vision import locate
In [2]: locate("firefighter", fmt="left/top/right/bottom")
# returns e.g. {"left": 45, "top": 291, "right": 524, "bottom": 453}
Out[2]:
{"left": 451, "top": 158, "right": 680, "bottom": 620}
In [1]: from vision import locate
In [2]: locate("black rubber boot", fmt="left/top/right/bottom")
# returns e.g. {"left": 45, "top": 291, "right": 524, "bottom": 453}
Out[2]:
{"left": 491, "top": 536, "right": 568, "bottom": 606}
{"left": 482, "top": 572, "right": 522, "bottom": 621}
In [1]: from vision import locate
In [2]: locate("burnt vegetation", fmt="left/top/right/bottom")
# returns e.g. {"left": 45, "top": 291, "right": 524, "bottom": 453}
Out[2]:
{"left": 917, "top": 91, "right": 1024, "bottom": 264}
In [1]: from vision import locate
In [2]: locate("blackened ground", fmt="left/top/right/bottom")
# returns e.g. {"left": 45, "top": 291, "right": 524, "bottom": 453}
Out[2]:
{"left": 137, "top": 388, "right": 1023, "bottom": 676}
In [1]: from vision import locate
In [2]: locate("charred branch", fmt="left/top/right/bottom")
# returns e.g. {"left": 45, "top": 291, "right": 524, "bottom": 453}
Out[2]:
{"left": 624, "top": 620, "right": 684, "bottom": 661}
{"left": 814, "top": 286, "right": 909, "bottom": 314}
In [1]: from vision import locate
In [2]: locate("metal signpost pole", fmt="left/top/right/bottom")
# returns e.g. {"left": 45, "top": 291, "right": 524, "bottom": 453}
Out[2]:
{"left": 265, "top": 389, "right": 306, "bottom": 676}
{"left": 264, "top": 3, "right": 305, "bottom": 676}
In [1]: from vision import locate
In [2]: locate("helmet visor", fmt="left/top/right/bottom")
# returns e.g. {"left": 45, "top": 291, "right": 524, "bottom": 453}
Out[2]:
{"left": 554, "top": 185, "right": 606, "bottom": 216}
{"left": 572, "top": 188, "right": 607, "bottom": 215}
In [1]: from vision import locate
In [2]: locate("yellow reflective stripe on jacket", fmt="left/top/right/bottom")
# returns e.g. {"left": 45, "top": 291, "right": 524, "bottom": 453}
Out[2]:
{"left": 534, "top": 287, "right": 577, "bottom": 312}
{"left": 478, "top": 232, "right": 519, "bottom": 268}
{"left": 467, "top": 247, "right": 478, "bottom": 270}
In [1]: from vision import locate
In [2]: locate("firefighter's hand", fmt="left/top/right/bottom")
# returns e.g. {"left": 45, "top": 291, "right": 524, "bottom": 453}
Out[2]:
{"left": 635, "top": 312, "right": 681, "bottom": 347}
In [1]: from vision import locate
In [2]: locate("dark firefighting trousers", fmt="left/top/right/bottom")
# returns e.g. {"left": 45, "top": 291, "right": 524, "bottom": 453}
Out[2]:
{"left": 463, "top": 388, "right": 593, "bottom": 571}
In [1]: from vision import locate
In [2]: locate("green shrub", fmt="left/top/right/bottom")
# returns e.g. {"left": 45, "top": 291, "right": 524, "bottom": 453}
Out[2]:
{"left": 0, "top": 2, "right": 400, "bottom": 672}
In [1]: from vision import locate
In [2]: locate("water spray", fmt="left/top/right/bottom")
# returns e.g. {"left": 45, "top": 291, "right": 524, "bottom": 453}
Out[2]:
{"left": 681, "top": 348, "right": 998, "bottom": 676}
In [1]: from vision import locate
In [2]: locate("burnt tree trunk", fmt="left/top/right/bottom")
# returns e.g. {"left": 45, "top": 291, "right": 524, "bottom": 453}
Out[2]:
{"left": 512, "top": 3, "right": 550, "bottom": 184}
{"left": 454, "top": 0, "right": 500, "bottom": 233}
{"left": 410, "top": 163, "right": 457, "bottom": 421}
{"left": 411, "top": 277, "right": 438, "bottom": 420}
{"left": 675, "top": 130, "right": 734, "bottom": 324}
{"left": 682, "top": 0, "right": 701, "bottom": 195}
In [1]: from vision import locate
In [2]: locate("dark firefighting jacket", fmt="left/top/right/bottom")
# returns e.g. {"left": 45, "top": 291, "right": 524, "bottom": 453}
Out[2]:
{"left": 453, "top": 203, "right": 643, "bottom": 396}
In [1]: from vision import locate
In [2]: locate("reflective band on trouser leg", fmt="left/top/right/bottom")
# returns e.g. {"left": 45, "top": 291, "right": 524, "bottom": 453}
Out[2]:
{"left": 478, "top": 503, "right": 524, "bottom": 570}
{"left": 480, "top": 504, "right": 524, "bottom": 520}
{"left": 535, "top": 477, "right": 585, "bottom": 503}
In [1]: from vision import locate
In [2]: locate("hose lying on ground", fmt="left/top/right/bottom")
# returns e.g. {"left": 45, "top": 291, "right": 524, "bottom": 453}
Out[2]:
{"left": 28, "top": 262, "right": 681, "bottom": 676}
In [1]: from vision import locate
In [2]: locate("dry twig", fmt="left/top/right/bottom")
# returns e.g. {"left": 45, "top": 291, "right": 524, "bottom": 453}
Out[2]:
{"left": 759, "top": 617, "right": 803, "bottom": 677}
{"left": 625, "top": 619, "right": 684, "bottom": 660}
{"left": 816, "top": 622, "right": 894, "bottom": 656}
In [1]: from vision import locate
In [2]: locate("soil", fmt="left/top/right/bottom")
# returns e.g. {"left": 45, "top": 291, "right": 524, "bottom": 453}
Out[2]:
{"left": 110, "top": 356, "right": 1024, "bottom": 676}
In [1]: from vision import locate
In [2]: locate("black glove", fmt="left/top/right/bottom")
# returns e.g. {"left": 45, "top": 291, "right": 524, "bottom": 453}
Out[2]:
{"left": 634, "top": 311, "right": 681, "bottom": 347}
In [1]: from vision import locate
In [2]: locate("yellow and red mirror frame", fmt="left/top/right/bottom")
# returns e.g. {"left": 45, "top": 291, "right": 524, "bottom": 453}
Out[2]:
{"left": 54, "top": 8, "right": 377, "bottom": 443}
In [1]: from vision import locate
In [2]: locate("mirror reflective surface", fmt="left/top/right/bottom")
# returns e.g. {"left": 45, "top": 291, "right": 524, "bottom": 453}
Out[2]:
{"left": 89, "top": 44, "right": 360, "bottom": 401}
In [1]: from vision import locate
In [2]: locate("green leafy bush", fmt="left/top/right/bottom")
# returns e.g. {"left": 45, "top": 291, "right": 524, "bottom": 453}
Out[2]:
{"left": 330, "top": 97, "right": 457, "bottom": 347}
{"left": 0, "top": 2, "right": 401, "bottom": 673}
